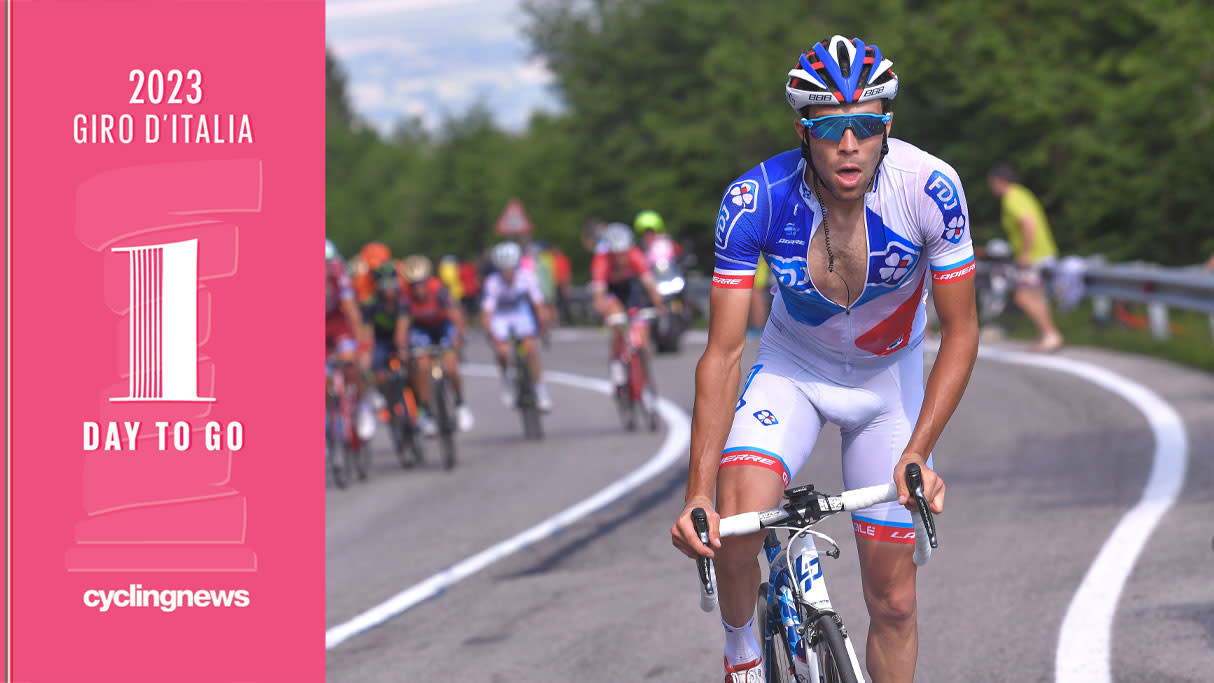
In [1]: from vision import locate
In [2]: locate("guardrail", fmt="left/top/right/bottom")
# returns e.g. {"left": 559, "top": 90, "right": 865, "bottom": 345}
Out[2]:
{"left": 563, "top": 261, "right": 1214, "bottom": 343}
{"left": 1078, "top": 261, "right": 1214, "bottom": 342}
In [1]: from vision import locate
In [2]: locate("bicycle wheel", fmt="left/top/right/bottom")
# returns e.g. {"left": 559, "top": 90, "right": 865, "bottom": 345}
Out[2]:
{"left": 758, "top": 583, "right": 798, "bottom": 683}
{"left": 326, "top": 412, "right": 348, "bottom": 489}
{"left": 433, "top": 374, "right": 457, "bottom": 470}
{"left": 637, "top": 349, "right": 659, "bottom": 433}
{"left": 514, "top": 350, "right": 542, "bottom": 440}
{"left": 811, "top": 614, "right": 859, "bottom": 683}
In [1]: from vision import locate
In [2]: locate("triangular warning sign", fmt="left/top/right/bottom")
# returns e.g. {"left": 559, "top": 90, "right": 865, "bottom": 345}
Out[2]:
{"left": 495, "top": 198, "right": 533, "bottom": 237}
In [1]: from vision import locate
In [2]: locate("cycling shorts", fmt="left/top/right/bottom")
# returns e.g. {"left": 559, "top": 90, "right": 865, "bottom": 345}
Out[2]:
{"left": 489, "top": 308, "right": 538, "bottom": 342}
{"left": 408, "top": 320, "right": 456, "bottom": 350}
{"left": 719, "top": 343, "right": 931, "bottom": 544}
{"left": 605, "top": 278, "right": 649, "bottom": 310}
{"left": 371, "top": 340, "right": 400, "bottom": 372}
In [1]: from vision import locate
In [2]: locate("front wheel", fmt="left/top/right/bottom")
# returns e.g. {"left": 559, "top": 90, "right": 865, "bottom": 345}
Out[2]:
{"left": 433, "top": 375, "right": 457, "bottom": 470}
{"left": 812, "top": 614, "right": 860, "bottom": 683}
{"left": 758, "top": 583, "right": 798, "bottom": 683}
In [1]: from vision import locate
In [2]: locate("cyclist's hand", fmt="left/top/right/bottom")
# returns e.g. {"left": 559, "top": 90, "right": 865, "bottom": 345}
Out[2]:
{"left": 894, "top": 453, "right": 945, "bottom": 514}
{"left": 671, "top": 498, "right": 721, "bottom": 560}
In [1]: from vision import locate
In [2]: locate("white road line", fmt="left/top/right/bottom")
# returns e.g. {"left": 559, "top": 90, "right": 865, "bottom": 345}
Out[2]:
{"left": 971, "top": 346, "right": 1187, "bottom": 682}
{"left": 324, "top": 364, "right": 692, "bottom": 649}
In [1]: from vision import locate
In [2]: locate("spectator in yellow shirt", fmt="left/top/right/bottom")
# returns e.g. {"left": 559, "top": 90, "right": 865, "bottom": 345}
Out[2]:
{"left": 988, "top": 162, "right": 1063, "bottom": 352}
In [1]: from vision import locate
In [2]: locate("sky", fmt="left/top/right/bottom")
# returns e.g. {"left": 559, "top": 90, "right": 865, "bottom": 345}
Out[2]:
{"left": 326, "top": 0, "right": 562, "bottom": 135}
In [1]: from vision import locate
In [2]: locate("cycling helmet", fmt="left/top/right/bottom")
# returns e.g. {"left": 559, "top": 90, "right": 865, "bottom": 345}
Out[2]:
{"left": 401, "top": 254, "right": 432, "bottom": 284}
{"left": 325, "top": 238, "right": 339, "bottom": 261}
{"left": 373, "top": 263, "right": 400, "bottom": 292}
{"left": 785, "top": 35, "right": 898, "bottom": 112}
{"left": 603, "top": 223, "right": 634, "bottom": 254}
{"left": 633, "top": 210, "right": 665, "bottom": 234}
{"left": 491, "top": 241, "right": 523, "bottom": 271}
{"left": 360, "top": 241, "right": 391, "bottom": 270}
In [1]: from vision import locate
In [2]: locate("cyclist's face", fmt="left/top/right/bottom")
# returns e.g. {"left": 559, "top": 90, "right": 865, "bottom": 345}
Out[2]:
{"left": 798, "top": 101, "right": 889, "bottom": 203}
{"left": 409, "top": 281, "right": 429, "bottom": 298}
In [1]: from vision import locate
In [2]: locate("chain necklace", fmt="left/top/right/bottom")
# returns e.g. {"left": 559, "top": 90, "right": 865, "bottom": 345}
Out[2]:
{"left": 812, "top": 179, "right": 851, "bottom": 310}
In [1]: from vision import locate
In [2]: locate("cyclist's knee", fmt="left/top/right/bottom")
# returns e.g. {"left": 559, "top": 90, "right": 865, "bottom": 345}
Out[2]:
{"left": 864, "top": 580, "right": 916, "bottom": 627}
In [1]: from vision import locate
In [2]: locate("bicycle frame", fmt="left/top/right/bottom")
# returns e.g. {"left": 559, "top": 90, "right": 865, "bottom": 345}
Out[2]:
{"left": 762, "top": 529, "right": 865, "bottom": 682}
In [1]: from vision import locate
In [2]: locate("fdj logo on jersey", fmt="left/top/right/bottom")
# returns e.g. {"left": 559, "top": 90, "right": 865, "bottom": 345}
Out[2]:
{"left": 924, "top": 170, "right": 967, "bottom": 244}
{"left": 715, "top": 179, "right": 758, "bottom": 249}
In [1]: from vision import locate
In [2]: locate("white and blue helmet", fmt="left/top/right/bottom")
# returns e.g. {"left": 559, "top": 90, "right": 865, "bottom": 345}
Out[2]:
{"left": 786, "top": 35, "right": 898, "bottom": 112}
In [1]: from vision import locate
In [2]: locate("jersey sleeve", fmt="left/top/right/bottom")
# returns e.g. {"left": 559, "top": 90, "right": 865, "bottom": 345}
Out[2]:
{"left": 480, "top": 273, "right": 501, "bottom": 314}
{"left": 589, "top": 253, "right": 608, "bottom": 291}
{"left": 524, "top": 269, "right": 545, "bottom": 305}
{"left": 916, "top": 158, "right": 976, "bottom": 283}
{"left": 712, "top": 173, "right": 768, "bottom": 289}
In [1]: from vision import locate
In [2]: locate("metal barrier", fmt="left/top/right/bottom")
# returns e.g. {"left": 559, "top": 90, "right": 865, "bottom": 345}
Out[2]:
{"left": 1078, "top": 261, "right": 1214, "bottom": 342}
{"left": 565, "top": 261, "right": 1214, "bottom": 343}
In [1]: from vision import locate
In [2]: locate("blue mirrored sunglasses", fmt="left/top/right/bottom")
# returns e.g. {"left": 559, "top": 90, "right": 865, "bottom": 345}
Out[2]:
{"left": 800, "top": 113, "right": 892, "bottom": 141}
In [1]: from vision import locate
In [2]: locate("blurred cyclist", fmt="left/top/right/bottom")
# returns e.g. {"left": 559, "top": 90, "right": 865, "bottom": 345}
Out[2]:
{"left": 399, "top": 254, "right": 474, "bottom": 434}
{"left": 634, "top": 209, "right": 683, "bottom": 264}
{"left": 481, "top": 242, "right": 552, "bottom": 411}
{"left": 590, "top": 223, "right": 666, "bottom": 403}
{"left": 325, "top": 239, "right": 373, "bottom": 429}
{"left": 358, "top": 244, "right": 410, "bottom": 409}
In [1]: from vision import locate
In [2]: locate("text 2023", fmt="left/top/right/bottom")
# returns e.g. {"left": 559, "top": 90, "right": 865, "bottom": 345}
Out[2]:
{"left": 128, "top": 69, "right": 202, "bottom": 105}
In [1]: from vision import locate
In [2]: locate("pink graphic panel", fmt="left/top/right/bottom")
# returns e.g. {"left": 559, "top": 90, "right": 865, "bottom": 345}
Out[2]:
{"left": 10, "top": 1, "right": 323, "bottom": 680}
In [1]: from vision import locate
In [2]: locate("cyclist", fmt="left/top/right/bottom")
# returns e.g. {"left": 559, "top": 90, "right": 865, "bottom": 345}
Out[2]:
{"left": 481, "top": 241, "right": 552, "bottom": 411}
{"left": 669, "top": 35, "right": 978, "bottom": 683}
{"left": 325, "top": 239, "right": 374, "bottom": 434}
{"left": 589, "top": 223, "right": 666, "bottom": 405}
{"left": 634, "top": 209, "right": 683, "bottom": 264}
{"left": 399, "top": 254, "right": 474, "bottom": 434}
{"left": 358, "top": 245, "right": 411, "bottom": 419}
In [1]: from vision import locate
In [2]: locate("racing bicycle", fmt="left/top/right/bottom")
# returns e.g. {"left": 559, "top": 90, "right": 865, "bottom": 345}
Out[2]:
{"left": 383, "top": 355, "right": 425, "bottom": 468}
{"left": 410, "top": 344, "right": 457, "bottom": 470}
{"left": 693, "top": 464, "right": 937, "bottom": 683}
{"left": 325, "top": 362, "right": 368, "bottom": 488}
{"left": 509, "top": 333, "right": 544, "bottom": 441}
{"left": 604, "top": 309, "right": 659, "bottom": 432}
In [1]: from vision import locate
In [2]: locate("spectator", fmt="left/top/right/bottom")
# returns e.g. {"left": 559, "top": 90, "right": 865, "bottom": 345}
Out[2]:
{"left": 988, "top": 162, "right": 1064, "bottom": 352}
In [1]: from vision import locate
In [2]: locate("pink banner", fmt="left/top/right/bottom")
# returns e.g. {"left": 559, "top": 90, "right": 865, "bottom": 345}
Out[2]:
{"left": 9, "top": 2, "right": 323, "bottom": 680}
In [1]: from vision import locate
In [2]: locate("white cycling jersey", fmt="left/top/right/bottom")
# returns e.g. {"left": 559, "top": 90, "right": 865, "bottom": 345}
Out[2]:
{"left": 481, "top": 269, "right": 544, "bottom": 340}
{"left": 712, "top": 138, "right": 975, "bottom": 380}
{"left": 712, "top": 138, "right": 975, "bottom": 542}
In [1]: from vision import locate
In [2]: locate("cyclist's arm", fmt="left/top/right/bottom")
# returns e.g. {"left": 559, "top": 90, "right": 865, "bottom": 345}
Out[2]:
{"left": 639, "top": 273, "right": 666, "bottom": 314}
{"left": 896, "top": 275, "right": 978, "bottom": 512}
{"left": 672, "top": 285, "right": 751, "bottom": 559}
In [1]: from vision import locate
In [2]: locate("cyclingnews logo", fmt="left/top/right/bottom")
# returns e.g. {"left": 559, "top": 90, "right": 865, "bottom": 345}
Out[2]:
{"left": 83, "top": 585, "right": 250, "bottom": 613}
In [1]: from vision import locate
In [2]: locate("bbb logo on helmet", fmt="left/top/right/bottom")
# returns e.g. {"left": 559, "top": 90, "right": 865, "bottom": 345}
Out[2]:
{"left": 805, "top": 93, "right": 834, "bottom": 103}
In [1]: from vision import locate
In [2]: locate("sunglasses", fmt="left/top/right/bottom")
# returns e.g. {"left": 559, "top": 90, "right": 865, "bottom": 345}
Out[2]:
{"left": 800, "top": 113, "right": 892, "bottom": 141}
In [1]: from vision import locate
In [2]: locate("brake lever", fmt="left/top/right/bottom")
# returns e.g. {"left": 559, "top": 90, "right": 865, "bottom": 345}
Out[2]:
{"left": 904, "top": 463, "right": 938, "bottom": 549}
{"left": 690, "top": 508, "right": 716, "bottom": 611}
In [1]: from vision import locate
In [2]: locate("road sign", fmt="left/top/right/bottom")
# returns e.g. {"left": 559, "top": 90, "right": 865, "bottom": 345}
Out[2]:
{"left": 495, "top": 198, "right": 533, "bottom": 237}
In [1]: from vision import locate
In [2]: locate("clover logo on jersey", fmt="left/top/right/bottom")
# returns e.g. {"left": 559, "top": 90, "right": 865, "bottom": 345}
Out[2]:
{"left": 753, "top": 409, "right": 778, "bottom": 426}
{"left": 716, "top": 179, "right": 759, "bottom": 249}
{"left": 942, "top": 215, "right": 966, "bottom": 244}
{"left": 878, "top": 250, "right": 913, "bottom": 283}
{"left": 874, "top": 244, "right": 918, "bottom": 286}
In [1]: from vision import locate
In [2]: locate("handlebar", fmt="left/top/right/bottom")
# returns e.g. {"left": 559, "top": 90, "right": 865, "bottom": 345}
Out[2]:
{"left": 692, "top": 463, "right": 937, "bottom": 612}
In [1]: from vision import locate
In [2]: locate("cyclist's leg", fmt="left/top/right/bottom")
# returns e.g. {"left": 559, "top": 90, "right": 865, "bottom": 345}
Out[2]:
{"left": 600, "top": 293, "right": 628, "bottom": 382}
{"left": 408, "top": 326, "right": 433, "bottom": 406}
{"left": 715, "top": 364, "right": 824, "bottom": 668}
{"left": 837, "top": 355, "right": 927, "bottom": 683}
{"left": 487, "top": 314, "right": 513, "bottom": 403}
{"left": 438, "top": 320, "right": 473, "bottom": 431}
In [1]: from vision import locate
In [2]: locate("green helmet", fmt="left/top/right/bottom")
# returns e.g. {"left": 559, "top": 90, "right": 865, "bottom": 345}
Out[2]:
{"left": 633, "top": 209, "right": 665, "bottom": 234}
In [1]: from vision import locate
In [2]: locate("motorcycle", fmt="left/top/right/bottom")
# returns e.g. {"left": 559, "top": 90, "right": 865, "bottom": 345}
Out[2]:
{"left": 645, "top": 235, "right": 691, "bottom": 353}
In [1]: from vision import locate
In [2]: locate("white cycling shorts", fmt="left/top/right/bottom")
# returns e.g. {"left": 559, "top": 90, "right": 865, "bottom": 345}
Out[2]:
{"left": 489, "top": 308, "right": 538, "bottom": 342}
{"left": 720, "top": 343, "right": 932, "bottom": 544}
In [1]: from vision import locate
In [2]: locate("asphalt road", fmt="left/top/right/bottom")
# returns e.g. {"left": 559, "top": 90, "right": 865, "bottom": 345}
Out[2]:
{"left": 325, "top": 330, "right": 1214, "bottom": 682}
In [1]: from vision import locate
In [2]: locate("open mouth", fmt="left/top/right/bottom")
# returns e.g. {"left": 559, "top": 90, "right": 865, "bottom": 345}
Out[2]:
{"left": 836, "top": 166, "right": 863, "bottom": 187}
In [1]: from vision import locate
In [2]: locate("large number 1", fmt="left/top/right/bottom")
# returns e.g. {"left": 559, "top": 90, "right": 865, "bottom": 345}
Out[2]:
{"left": 111, "top": 238, "right": 214, "bottom": 402}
